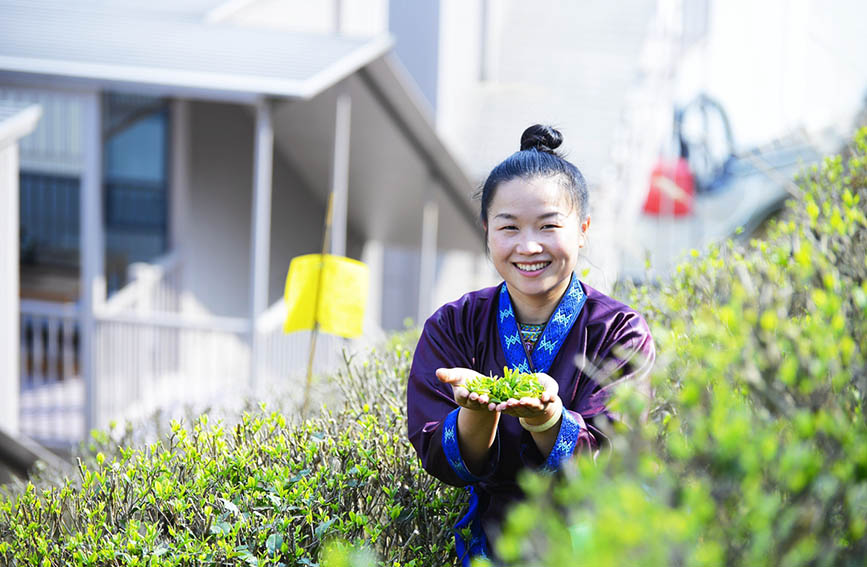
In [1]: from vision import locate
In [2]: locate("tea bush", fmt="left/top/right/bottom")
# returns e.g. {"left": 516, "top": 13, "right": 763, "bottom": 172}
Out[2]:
{"left": 4, "top": 128, "right": 866, "bottom": 567}
{"left": 493, "top": 128, "right": 867, "bottom": 565}
{"left": 0, "top": 342, "right": 462, "bottom": 566}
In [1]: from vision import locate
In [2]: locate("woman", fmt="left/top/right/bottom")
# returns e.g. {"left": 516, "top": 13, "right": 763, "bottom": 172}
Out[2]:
{"left": 407, "top": 124, "right": 655, "bottom": 564}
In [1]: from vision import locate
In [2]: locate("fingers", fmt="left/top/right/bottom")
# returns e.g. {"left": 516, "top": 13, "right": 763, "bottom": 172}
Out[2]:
{"left": 436, "top": 367, "right": 483, "bottom": 385}
{"left": 494, "top": 397, "right": 543, "bottom": 413}
{"left": 497, "top": 394, "right": 562, "bottom": 419}
{"left": 441, "top": 369, "right": 495, "bottom": 412}
{"left": 467, "top": 391, "right": 490, "bottom": 405}
{"left": 536, "top": 372, "right": 559, "bottom": 398}
{"left": 453, "top": 385, "right": 470, "bottom": 404}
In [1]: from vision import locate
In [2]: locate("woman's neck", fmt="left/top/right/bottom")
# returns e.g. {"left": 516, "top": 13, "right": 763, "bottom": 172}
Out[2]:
{"left": 509, "top": 279, "right": 571, "bottom": 325}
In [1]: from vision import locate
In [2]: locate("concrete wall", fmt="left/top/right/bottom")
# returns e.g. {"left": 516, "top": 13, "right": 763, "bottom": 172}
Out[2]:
{"left": 186, "top": 102, "right": 254, "bottom": 317}
{"left": 389, "top": 0, "right": 441, "bottom": 113}
{"left": 0, "top": 142, "right": 20, "bottom": 433}
{"left": 185, "top": 100, "right": 365, "bottom": 319}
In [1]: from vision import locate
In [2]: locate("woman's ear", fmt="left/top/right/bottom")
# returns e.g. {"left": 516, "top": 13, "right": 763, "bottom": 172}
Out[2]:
{"left": 578, "top": 216, "right": 591, "bottom": 246}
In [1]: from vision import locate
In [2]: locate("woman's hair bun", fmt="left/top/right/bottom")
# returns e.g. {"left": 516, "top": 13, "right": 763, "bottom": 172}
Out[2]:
{"left": 519, "top": 124, "right": 563, "bottom": 154}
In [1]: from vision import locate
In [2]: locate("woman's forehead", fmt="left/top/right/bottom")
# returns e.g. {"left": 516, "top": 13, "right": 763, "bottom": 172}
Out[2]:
{"left": 489, "top": 177, "right": 575, "bottom": 214}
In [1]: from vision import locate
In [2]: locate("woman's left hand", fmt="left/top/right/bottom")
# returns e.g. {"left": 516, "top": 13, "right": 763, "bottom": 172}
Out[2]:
{"left": 495, "top": 372, "right": 559, "bottom": 420}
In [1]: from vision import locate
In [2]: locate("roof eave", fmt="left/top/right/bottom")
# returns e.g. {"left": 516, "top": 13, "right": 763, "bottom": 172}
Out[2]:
{"left": 359, "top": 54, "right": 481, "bottom": 237}
{"left": 0, "top": 34, "right": 394, "bottom": 103}
{"left": 0, "top": 102, "right": 42, "bottom": 147}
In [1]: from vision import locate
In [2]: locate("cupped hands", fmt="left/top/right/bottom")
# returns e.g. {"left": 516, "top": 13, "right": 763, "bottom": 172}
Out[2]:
{"left": 436, "top": 367, "right": 560, "bottom": 421}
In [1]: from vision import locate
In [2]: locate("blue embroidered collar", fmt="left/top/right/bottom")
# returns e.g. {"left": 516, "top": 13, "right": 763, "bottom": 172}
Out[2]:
{"left": 497, "top": 274, "right": 586, "bottom": 373}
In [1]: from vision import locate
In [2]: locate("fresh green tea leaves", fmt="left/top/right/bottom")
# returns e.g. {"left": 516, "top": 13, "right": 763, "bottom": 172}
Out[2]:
{"left": 465, "top": 366, "right": 545, "bottom": 404}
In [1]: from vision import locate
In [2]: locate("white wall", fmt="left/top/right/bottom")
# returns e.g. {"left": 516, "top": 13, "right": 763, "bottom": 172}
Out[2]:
{"left": 676, "top": 0, "right": 867, "bottom": 150}
{"left": 435, "top": 0, "right": 657, "bottom": 184}
{"left": 0, "top": 143, "right": 20, "bottom": 433}
{"left": 224, "top": 0, "right": 387, "bottom": 37}
{"left": 436, "top": 0, "right": 483, "bottom": 156}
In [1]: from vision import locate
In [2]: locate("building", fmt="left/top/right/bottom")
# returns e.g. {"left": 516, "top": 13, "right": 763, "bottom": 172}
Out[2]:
{"left": 1, "top": 0, "right": 489, "bottom": 446}
{"left": 0, "top": 99, "right": 42, "bottom": 438}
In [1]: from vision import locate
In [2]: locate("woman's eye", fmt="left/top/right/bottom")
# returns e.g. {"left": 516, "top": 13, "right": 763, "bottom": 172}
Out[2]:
{"left": 541, "top": 224, "right": 559, "bottom": 230}
{"left": 499, "top": 225, "right": 518, "bottom": 231}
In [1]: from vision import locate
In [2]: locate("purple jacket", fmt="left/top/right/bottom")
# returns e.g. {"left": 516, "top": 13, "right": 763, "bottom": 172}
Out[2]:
{"left": 407, "top": 280, "right": 655, "bottom": 536}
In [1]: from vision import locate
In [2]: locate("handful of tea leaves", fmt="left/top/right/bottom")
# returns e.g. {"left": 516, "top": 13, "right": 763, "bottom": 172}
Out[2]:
{"left": 465, "top": 366, "right": 545, "bottom": 404}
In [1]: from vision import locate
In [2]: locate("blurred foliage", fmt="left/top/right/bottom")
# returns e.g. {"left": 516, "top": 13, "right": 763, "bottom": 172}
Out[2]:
{"left": 493, "top": 127, "right": 867, "bottom": 566}
{"left": 3, "top": 127, "right": 866, "bottom": 566}
{"left": 0, "top": 338, "right": 462, "bottom": 566}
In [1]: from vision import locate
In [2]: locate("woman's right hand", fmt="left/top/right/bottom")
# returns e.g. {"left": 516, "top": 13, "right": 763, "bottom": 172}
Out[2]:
{"left": 436, "top": 367, "right": 497, "bottom": 412}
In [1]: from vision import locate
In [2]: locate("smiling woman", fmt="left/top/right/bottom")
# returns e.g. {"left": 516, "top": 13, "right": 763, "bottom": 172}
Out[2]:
{"left": 406, "top": 124, "right": 656, "bottom": 566}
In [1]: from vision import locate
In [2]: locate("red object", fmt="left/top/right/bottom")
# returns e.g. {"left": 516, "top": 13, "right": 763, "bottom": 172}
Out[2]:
{"left": 642, "top": 157, "right": 695, "bottom": 216}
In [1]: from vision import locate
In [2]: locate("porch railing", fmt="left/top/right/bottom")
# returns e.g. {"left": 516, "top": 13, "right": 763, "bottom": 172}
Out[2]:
{"left": 101, "top": 252, "right": 181, "bottom": 316}
{"left": 21, "top": 252, "right": 349, "bottom": 446}
{"left": 19, "top": 299, "right": 83, "bottom": 444}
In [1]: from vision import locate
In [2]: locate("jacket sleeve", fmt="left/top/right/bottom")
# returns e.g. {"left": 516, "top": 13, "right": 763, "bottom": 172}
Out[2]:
{"left": 574, "top": 310, "right": 656, "bottom": 448}
{"left": 406, "top": 308, "right": 500, "bottom": 487}
{"left": 522, "top": 311, "right": 656, "bottom": 470}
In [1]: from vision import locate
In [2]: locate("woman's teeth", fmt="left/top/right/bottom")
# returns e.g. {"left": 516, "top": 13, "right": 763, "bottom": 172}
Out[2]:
{"left": 515, "top": 262, "right": 548, "bottom": 272}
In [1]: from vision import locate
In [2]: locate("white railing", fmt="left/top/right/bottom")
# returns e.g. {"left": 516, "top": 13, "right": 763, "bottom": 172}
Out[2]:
{"left": 19, "top": 299, "right": 84, "bottom": 444}
{"left": 93, "top": 312, "right": 250, "bottom": 430}
{"left": 21, "top": 251, "right": 352, "bottom": 445}
{"left": 102, "top": 251, "right": 181, "bottom": 316}
{"left": 253, "top": 298, "right": 348, "bottom": 404}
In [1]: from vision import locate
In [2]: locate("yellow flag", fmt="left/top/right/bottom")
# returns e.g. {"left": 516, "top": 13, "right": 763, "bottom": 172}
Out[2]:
{"left": 283, "top": 254, "right": 369, "bottom": 338}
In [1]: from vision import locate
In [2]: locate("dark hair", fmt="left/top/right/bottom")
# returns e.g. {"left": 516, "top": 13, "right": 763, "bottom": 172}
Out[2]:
{"left": 478, "top": 124, "right": 588, "bottom": 225}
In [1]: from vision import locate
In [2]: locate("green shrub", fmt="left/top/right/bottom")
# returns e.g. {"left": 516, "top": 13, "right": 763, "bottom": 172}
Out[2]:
{"left": 0, "top": 343, "right": 462, "bottom": 566}
{"left": 493, "top": 128, "right": 867, "bottom": 566}
{"left": 5, "top": 128, "right": 865, "bottom": 567}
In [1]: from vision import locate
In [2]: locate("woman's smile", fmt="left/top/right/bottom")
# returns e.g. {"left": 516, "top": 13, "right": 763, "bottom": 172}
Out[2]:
{"left": 514, "top": 261, "right": 550, "bottom": 273}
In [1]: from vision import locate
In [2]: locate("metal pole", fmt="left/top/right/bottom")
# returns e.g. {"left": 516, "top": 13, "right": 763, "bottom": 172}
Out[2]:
{"left": 330, "top": 91, "right": 351, "bottom": 258}
{"left": 248, "top": 99, "right": 274, "bottom": 393}
{"left": 81, "top": 91, "right": 104, "bottom": 435}
{"left": 333, "top": 0, "right": 343, "bottom": 34}
{"left": 302, "top": 194, "right": 334, "bottom": 417}
{"left": 418, "top": 193, "right": 439, "bottom": 324}
{"left": 302, "top": 91, "right": 349, "bottom": 416}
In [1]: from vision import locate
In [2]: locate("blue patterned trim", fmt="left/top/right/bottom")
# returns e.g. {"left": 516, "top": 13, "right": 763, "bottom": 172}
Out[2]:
{"left": 453, "top": 487, "right": 491, "bottom": 566}
{"left": 442, "top": 408, "right": 483, "bottom": 483}
{"left": 443, "top": 410, "right": 492, "bottom": 565}
{"left": 498, "top": 274, "right": 586, "bottom": 374}
{"left": 542, "top": 409, "right": 580, "bottom": 472}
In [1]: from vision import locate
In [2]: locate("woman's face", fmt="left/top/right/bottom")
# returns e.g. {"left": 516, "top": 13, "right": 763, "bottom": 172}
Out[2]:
{"left": 485, "top": 176, "right": 589, "bottom": 318}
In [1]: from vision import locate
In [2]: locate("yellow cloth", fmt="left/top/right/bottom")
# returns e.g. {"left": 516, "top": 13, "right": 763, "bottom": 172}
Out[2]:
{"left": 283, "top": 254, "right": 369, "bottom": 338}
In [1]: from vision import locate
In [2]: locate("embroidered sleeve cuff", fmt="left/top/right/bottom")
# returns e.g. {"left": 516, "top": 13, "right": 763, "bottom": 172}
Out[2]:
{"left": 442, "top": 408, "right": 499, "bottom": 483}
{"left": 542, "top": 409, "right": 582, "bottom": 472}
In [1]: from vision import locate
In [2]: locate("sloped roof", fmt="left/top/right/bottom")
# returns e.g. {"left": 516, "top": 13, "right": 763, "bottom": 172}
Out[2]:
{"left": 0, "top": 99, "right": 41, "bottom": 146}
{"left": 0, "top": 0, "right": 392, "bottom": 101}
{"left": 0, "top": 0, "right": 482, "bottom": 248}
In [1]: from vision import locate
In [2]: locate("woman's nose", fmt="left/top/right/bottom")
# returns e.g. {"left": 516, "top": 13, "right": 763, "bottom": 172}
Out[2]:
{"left": 516, "top": 236, "right": 543, "bottom": 254}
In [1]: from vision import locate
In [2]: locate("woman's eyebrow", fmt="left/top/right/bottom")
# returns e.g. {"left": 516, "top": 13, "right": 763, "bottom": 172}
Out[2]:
{"left": 538, "top": 211, "right": 563, "bottom": 220}
{"left": 494, "top": 211, "right": 563, "bottom": 220}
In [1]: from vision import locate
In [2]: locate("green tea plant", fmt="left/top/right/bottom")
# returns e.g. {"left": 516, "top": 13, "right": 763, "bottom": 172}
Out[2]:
{"left": 0, "top": 342, "right": 462, "bottom": 566}
{"left": 465, "top": 367, "right": 545, "bottom": 404}
{"left": 493, "top": 127, "right": 867, "bottom": 566}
